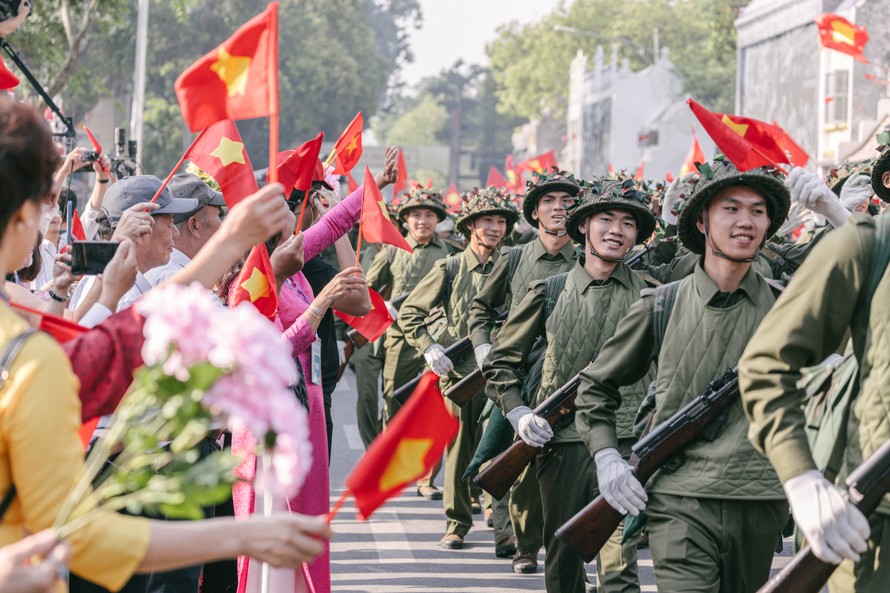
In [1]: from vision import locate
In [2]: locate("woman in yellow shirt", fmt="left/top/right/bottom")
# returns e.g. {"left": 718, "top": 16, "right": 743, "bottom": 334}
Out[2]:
{"left": 0, "top": 98, "right": 331, "bottom": 592}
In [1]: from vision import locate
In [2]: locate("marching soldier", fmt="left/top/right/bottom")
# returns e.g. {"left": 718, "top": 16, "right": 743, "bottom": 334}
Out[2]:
{"left": 366, "top": 187, "right": 451, "bottom": 499}
{"left": 399, "top": 187, "right": 519, "bottom": 550}
{"left": 738, "top": 142, "right": 890, "bottom": 592}
{"left": 468, "top": 169, "right": 581, "bottom": 573}
{"left": 484, "top": 180, "right": 656, "bottom": 593}
{"left": 575, "top": 158, "right": 792, "bottom": 593}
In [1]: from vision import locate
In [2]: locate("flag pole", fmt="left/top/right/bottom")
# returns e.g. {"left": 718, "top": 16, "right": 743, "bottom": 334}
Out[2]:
{"left": 750, "top": 146, "right": 788, "bottom": 175}
{"left": 326, "top": 489, "right": 350, "bottom": 524}
{"left": 260, "top": 453, "right": 274, "bottom": 593}
{"left": 323, "top": 147, "right": 337, "bottom": 169}
{"left": 354, "top": 186, "right": 365, "bottom": 268}
{"left": 267, "top": 3, "right": 280, "bottom": 185}
{"left": 150, "top": 130, "right": 205, "bottom": 203}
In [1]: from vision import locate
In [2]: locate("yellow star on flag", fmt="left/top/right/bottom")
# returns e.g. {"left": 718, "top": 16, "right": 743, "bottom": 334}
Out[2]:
{"left": 343, "top": 135, "right": 359, "bottom": 158}
{"left": 831, "top": 21, "right": 856, "bottom": 45}
{"left": 210, "top": 46, "right": 252, "bottom": 97}
{"left": 379, "top": 437, "right": 433, "bottom": 492}
{"left": 376, "top": 198, "right": 390, "bottom": 221}
{"left": 240, "top": 267, "right": 271, "bottom": 303}
{"left": 721, "top": 115, "right": 748, "bottom": 138}
{"left": 528, "top": 159, "right": 542, "bottom": 172}
{"left": 211, "top": 136, "right": 247, "bottom": 167}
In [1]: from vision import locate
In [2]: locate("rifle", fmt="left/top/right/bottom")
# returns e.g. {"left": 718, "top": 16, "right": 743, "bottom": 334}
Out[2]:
{"left": 555, "top": 367, "right": 740, "bottom": 562}
{"left": 474, "top": 372, "right": 582, "bottom": 500}
{"left": 625, "top": 243, "right": 651, "bottom": 270}
{"left": 337, "top": 291, "right": 410, "bottom": 380}
{"left": 441, "top": 310, "right": 510, "bottom": 408}
{"left": 392, "top": 336, "right": 476, "bottom": 406}
{"left": 757, "top": 438, "right": 890, "bottom": 593}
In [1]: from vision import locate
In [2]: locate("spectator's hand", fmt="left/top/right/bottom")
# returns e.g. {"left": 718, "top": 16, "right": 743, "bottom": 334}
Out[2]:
{"left": 312, "top": 187, "right": 341, "bottom": 215}
{"left": 784, "top": 470, "right": 870, "bottom": 564}
{"left": 375, "top": 146, "right": 399, "bottom": 189}
{"left": 220, "top": 184, "right": 293, "bottom": 252}
{"left": 56, "top": 147, "right": 94, "bottom": 180}
{"left": 474, "top": 343, "right": 491, "bottom": 369}
{"left": 839, "top": 172, "right": 873, "bottom": 212}
{"left": 92, "top": 153, "right": 113, "bottom": 179}
{"left": 98, "top": 239, "right": 138, "bottom": 311}
{"left": 241, "top": 513, "right": 332, "bottom": 568}
{"left": 315, "top": 267, "right": 367, "bottom": 309}
{"left": 595, "top": 447, "right": 648, "bottom": 516}
{"left": 271, "top": 232, "right": 305, "bottom": 283}
{"left": 506, "top": 405, "right": 553, "bottom": 448}
{"left": 0, "top": 529, "right": 70, "bottom": 593}
{"left": 423, "top": 343, "right": 453, "bottom": 376}
{"left": 0, "top": 0, "right": 32, "bottom": 38}
{"left": 112, "top": 202, "right": 158, "bottom": 243}
{"left": 785, "top": 167, "right": 850, "bottom": 228}
{"left": 52, "top": 252, "right": 77, "bottom": 296}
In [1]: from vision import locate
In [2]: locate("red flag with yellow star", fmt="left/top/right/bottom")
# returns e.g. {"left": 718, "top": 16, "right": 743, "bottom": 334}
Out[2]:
{"left": 175, "top": 3, "right": 278, "bottom": 133}
{"left": 486, "top": 166, "right": 508, "bottom": 188}
{"left": 269, "top": 132, "right": 324, "bottom": 192}
{"left": 391, "top": 149, "right": 408, "bottom": 200}
{"left": 516, "top": 150, "right": 557, "bottom": 176}
{"left": 332, "top": 112, "right": 363, "bottom": 175}
{"left": 186, "top": 120, "right": 259, "bottom": 208}
{"left": 335, "top": 288, "right": 393, "bottom": 342}
{"left": 359, "top": 166, "right": 412, "bottom": 253}
{"left": 679, "top": 131, "right": 706, "bottom": 177}
{"left": 445, "top": 183, "right": 462, "bottom": 213}
{"left": 229, "top": 243, "right": 278, "bottom": 320}
{"left": 345, "top": 371, "right": 458, "bottom": 519}
{"left": 816, "top": 14, "right": 868, "bottom": 63}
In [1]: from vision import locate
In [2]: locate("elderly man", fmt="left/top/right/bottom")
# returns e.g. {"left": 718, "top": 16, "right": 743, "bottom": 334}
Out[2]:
{"left": 145, "top": 173, "right": 226, "bottom": 286}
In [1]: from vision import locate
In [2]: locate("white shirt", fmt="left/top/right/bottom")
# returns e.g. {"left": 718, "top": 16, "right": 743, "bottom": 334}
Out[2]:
{"left": 144, "top": 249, "right": 191, "bottom": 288}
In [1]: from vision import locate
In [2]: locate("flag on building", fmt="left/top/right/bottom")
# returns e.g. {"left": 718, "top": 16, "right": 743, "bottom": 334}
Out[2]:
{"left": 175, "top": 3, "right": 279, "bottom": 132}
{"left": 816, "top": 13, "right": 869, "bottom": 63}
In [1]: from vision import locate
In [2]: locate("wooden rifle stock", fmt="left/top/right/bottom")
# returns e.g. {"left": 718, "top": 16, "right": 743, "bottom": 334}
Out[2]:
{"left": 474, "top": 374, "right": 582, "bottom": 500}
{"left": 337, "top": 291, "right": 411, "bottom": 379}
{"left": 555, "top": 367, "right": 740, "bottom": 563}
{"left": 757, "top": 438, "right": 890, "bottom": 593}
{"left": 444, "top": 370, "right": 486, "bottom": 407}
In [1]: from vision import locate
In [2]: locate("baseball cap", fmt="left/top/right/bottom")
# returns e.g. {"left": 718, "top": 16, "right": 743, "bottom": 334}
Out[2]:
{"left": 100, "top": 176, "right": 199, "bottom": 228}
{"left": 167, "top": 173, "right": 227, "bottom": 224}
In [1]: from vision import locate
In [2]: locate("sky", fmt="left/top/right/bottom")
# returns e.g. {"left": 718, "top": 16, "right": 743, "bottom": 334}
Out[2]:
{"left": 399, "top": 0, "right": 562, "bottom": 87}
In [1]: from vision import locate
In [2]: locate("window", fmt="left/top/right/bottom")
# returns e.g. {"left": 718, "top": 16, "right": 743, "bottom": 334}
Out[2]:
{"left": 825, "top": 70, "right": 850, "bottom": 124}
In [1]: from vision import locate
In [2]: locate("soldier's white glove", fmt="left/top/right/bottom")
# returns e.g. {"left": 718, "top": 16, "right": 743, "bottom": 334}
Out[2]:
{"left": 595, "top": 447, "right": 648, "bottom": 516}
{"left": 423, "top": 344, "right": 453, "bottom": 376}
{"left": 506, "top": 405, "right": 553, "bottom": 447}
{"left": 474, "top": 343, "right": 492, "bottom": 369}
{"left": 839, "top": 172, "right": 874, "bottom": 212}
{"left": 785, "top": 167, "right": 850, "bottom": 228}
{"left": 661, "top": 177, "right": 681, "bottom": 225}
{"left": 784, "top": 470, "right": 870, "bottom": 564}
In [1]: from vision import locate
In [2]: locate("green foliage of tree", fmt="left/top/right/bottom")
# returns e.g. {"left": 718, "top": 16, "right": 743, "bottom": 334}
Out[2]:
{"left": 487, "top": 0, "right": 744, "bottom": 120}
{"left": 383, "top": 94, "right": 447, "bottom": 145}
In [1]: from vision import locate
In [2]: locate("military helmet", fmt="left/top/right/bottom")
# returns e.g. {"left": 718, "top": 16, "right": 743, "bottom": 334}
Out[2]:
{"left": 521, "top": 168, "right": 582, "bottom": 227}
{"left": 565, "top": 178, "right": 656, "bottom": 245}
{"left": 455, "top": 186, "right": 520, "bottom": 237}
{"left": 397, "top": 187, "right": 448, "bottom": 222}
{"left": 871, "top": 128, "right": 890, "bottom": 202}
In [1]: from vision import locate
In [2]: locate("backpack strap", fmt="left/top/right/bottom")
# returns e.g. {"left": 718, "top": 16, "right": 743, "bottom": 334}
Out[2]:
{"left": 507, "top": 244, "right": 524, "bottom": 282}
{"left": 867, "top": 215, "right": 890, "bottom": 301}
{"left": 652, "top": 281, "right": 680, "bottom": 358}
{"left": 543, "top": 272, "right": 568, "bottom": 320}
{"left": 0, "top": 328, "right": 37, "bottom": 523}
{"left": 442, "top": 254, "right": 461, "bottom": 307}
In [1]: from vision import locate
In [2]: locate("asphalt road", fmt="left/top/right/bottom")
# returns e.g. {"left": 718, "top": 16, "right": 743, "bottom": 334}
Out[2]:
{"left": 327, "top": 367, "right": 799, "bottom": 593}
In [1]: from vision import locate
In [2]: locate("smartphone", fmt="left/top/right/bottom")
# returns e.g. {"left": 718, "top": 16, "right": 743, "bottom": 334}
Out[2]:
{"left": 70, "top": 241, "right": 119, "bottom": 276}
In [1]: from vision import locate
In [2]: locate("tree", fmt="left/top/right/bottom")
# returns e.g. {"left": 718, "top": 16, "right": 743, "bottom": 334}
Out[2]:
{"left": 383, "top": 94, "right": 448, "bottom": 146}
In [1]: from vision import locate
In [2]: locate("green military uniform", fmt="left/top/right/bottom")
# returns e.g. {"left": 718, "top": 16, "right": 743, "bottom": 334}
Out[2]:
{"left": 352, "top": 241, "right": 384, "bottom": 448}
{"left": 739, "top": 214, "right": 890, "bottom": 593}
{"left": 485, "top": 179, "right": 656, "bottom": 593}
{"left": 576, "top": 160, "right": 792, "bottom": 593}
{"left": 468, "top": 173, "right": 580, "bottom": 565}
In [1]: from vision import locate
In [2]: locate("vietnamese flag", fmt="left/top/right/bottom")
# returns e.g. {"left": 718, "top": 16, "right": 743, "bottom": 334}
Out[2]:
{"left": 679, "top": 131, "right": 706, "bottom": 177}
{"left": 332, "top": 112, "right": 363, "bottom": 175}
{"left": 769, "top": 120, "right": 809, "bottom": 167}
{"left": 634, "top": 161, "right": 645, "bottom": 181}
{"left": 391, "top": 149, "right": 408, "bottom": 200}
{"left": 70, "top": 210, "right": 87, "bottom": 241}
{"left": 486, "top": 167, "right": 508, "bottom": 188}
{"left": 335, "top": 288, "right": 393, "bottom": 342}
{"left": 229, "top": 243, "right": 278, "bottom": 320}
{"left": 816, "top": 13, "right": 868, "bottom": 63}
{"left": 359, "top": 167, "right": 412, "bottom": 253}
{"left": 344, "top": 371, "right": 459, "bottom": 519}
{"left": 517, "top": 150, "right": 558, "bottom": 176}
{"left": 175, "top": 3, "right": 278, "bottom": 132}
{"left": 269, "top": 132, "right": 324, "bottom": 192}
{"left": 445, "top": 183, "right": 462, "bottom": 213}
{"left": 346, "top": 171, "right": 358, "bottom": 193}
{"left": 186, "top": 120, "right": 259, "bottom": 208}
{"left": 665, "top": 171, "right": 674, "bottom": 183}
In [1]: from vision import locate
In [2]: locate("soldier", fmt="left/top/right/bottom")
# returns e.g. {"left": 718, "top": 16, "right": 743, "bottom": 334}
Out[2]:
{"left": 485, "top": 180, "right": 656, "bottom": 593}
{"left": 366, "top": 187, "right": 451, "bottom": 499}
{"left": 575, "top": 158, "right": 792, "bottom": 593}
{"left": 468, "top": 169, "right": 581, "bottom": 574}
{"left": 399, "top": 187, "right": 519, "bottom": 550}
{"left": 738, "top": 146, "right": 890, "bottom": 592}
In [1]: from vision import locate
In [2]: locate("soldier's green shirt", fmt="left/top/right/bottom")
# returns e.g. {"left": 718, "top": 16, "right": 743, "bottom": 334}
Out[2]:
{"left": 484, "top": 260, "right": 652, "bottom": 443}
{"left": 467, "top": 236, "right": 577, "bottom": 349}
{"left": 366, "top": 234, "right": 451, "bottom": 298}
{"left": 740, "top": 215, "right": 890, "bottom": 512}
{"left": 576, "top": 261, "right": 784, "bottom": 499}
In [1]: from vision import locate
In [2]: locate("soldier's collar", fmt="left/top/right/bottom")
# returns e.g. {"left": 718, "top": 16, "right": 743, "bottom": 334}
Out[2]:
{"left": 572, "top": 256, "right": 632, "bottom": 290}
{"left": 694, "top": 259, "right": 760, "bottom": 305}
{"left": 531, "top": 234, "right": 576, "bottom": 262}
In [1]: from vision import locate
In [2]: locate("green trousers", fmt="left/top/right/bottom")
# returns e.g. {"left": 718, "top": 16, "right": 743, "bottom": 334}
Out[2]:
{"left": 352, "top": 341, "right": 383, "bottom": 449}
{"left": 510, "top": 462, "right": 544, "bottom": 555}
{"left": 828, "top": 513, "right": 890, "bottom": 593}
{"left": 441, "top": 362, "right": 487, "bottom": 537}
{"left": 646, "top": 492, "right": 787, "bottom": 593}
{"left": 537, "top": 442, "right": 640, "bottom": 593}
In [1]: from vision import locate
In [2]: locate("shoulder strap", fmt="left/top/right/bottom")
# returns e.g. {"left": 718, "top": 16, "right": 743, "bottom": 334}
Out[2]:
{"left": 867, "top": 215, "right": 890, "bottom": 300}
{"left": 652, "top": 282, "right": 680, "bottom": 357}
{"left": 507, "top": 244, "right": 524, "bottom": 282}
{"left": 443, "top": 255, "right": 461, "bottom": 306}
{"left": 543, "top": 272, "right": 569, "bottom": 319}
{"left": 0, "top": 328, "right": 37, "bottom": 523}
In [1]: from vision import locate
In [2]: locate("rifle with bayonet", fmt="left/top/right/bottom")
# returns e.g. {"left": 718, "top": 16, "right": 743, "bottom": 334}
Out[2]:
{"left": 474, "top": 372, "right": 583, "bottom": 500}
{"left": 757, "top": 437, "right": 890, "bottom": 593}
{"left": 555, "top": 367, "right": 740, "bottom": 562}
{"left": 337, "top": 291, "right": 410, "bottom": 380}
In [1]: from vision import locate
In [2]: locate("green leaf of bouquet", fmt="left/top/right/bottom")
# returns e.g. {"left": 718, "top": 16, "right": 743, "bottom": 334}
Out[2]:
{"left": 187, "top": 362, "right": 227, "bottom": 392}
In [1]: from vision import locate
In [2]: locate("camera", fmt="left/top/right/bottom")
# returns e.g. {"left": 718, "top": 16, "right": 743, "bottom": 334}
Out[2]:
{"left": 111, "top": 127, "right": 138, "bottom": 179}
{"left": 81, "top": 150, "right": 99, "bottom": 162}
